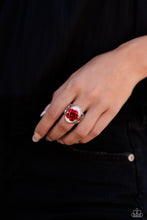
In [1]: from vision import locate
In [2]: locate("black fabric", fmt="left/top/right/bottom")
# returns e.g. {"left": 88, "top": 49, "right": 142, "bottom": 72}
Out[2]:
{"left": 0, "top": 0, "right": 147, "bottom": 219}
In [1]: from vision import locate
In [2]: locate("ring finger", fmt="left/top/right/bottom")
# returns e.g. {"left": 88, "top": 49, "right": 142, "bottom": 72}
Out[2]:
{"left": 45, "top": 97, "right": 88, "bottom": 142}
{"left": 59, "top": 103, "right": 108, "bottom": 145}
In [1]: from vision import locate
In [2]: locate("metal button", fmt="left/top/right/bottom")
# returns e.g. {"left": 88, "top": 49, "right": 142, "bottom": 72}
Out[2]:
{"left": 128, "top": 153, "right": 135, "bottom": 162}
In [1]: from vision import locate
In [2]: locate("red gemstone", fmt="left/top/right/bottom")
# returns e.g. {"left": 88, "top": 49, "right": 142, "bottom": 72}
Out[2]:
{"left": 66, "top": 108, "right": 79, "bottom": 121}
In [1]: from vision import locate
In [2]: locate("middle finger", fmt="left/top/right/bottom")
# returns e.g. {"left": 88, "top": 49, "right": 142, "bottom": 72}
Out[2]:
{"left": 59, "top": 103, "right": 107, "bottom": 145}
{"left": 45, "top": 98, "right": 88, "bottom": 141}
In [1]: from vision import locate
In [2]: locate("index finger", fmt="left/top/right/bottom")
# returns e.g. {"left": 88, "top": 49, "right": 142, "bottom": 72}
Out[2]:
{"left": 32, "top": 85, "right": 76, "bottom": 142}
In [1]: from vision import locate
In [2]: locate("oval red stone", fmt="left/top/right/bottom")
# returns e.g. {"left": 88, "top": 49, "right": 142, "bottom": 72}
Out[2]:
{"left": 66, "top": 108, "right": 79, "bottom": 121}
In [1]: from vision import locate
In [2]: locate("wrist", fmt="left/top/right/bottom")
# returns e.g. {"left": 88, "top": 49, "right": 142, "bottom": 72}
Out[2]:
{"left": 115, "top": 36, "right": 147, "bottom": 85}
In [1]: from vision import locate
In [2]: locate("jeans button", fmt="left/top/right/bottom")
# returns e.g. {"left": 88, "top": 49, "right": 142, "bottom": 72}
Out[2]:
{"left": 128, "top": 153, "right": 135, "bottom": 162}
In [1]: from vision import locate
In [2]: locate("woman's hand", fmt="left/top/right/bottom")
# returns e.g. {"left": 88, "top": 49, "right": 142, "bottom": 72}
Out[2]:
{"left": 32, "top": 37, "right": 147, "bottom": 145}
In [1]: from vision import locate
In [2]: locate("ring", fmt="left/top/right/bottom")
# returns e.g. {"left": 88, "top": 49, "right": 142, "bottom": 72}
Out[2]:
{"left": 64, "top": 104, "right": 84, "bottom": 124}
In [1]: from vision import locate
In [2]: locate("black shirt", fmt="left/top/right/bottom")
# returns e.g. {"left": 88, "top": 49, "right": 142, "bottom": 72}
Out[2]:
{"left": 0, "top": 0, "right": 147, "bottom": 138}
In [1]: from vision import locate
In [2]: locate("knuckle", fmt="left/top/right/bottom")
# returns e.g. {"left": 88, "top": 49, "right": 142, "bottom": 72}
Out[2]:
{"left": 59, "top": 121, "right": 69, "bottom": 132}
{"left": 46, "top": 106, "right": 56, "bottom": 119}
{"left": 46, "top": 134, "right": 54, "bottom": 141}
{"left": 92, "top": 129, "right": 100, "bottom": 137}
{"left": 80, "top": 139, "right": 88, "bottom": 144}
{"left": 52, "top": 90, "right": 59, "bottom": 99}
{"left": 98, "top": 96, "right": 109, "bottom": 107}
{"left": 75, "top": 130, "right": 86, "bottom": 139}
{"left": 68, "top": 78, "right": 81, "bottom": 92}
{"left": 109, "top": 107, "right": 119, "bottom": 116}
{"left": 65, "top": 141, "right": 72, "bottom": 146}
{"left": 86, "top": 90, "right": 98, "bottom": 101}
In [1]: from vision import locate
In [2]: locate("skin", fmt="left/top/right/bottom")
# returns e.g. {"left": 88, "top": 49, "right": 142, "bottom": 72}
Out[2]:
{"left": 32, "top": 36, "right": 147, "bottom": 145}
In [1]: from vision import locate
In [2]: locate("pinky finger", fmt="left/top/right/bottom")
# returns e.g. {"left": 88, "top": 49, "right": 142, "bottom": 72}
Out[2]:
{"left": 79, "top": 109, "right": 116, "bottom": 144}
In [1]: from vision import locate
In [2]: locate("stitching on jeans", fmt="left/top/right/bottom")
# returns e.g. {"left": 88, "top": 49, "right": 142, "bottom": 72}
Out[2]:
{"left": 126, "top": 118, "right": 144, "bottom": 215}
{"left": 58, "top": 145, "right": 130, "bottom": 161}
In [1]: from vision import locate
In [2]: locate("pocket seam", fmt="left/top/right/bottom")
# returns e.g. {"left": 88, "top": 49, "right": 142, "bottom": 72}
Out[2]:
{"left": 61, "top": 145, "right": 134, "bottom": 162}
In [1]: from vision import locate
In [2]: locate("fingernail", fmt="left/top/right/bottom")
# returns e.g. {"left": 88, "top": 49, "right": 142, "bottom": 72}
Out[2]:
{"left": 46, "top": 136, "right": 53, "bottom": 142}
{"left": 32, "top": 132, "right": 41, "bottom": 142}
{"left": 57, "top": 140, "right": 64, "bottom": 144}
{"left": 40, "top": 103, "right": 51, "bottom": 117}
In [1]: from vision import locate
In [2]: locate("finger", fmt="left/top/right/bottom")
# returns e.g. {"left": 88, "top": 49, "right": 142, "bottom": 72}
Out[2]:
{"left": 40, "top": 103, "right": 51, "bottom": 117}
{"left": 79, "top": 109, "right": 116, "bottom": 143}
{"left": 45, "top": 96, "right": 88, "bottom": 142}
{"left": 39, "top": 85, "right": 68, "bottom": 117}
{"left": 58, "top": 104, "right": 108, "bottom": 145}
{"left": 40, "top": 77, "right": 74, "bottom": 117}
{"left": 32, "top": 84, "right": 77, "bottom": 142}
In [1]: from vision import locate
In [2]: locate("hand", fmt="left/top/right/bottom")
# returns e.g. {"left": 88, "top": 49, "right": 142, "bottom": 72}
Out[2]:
{"left": 32, "top": 40, "right": 144, "bottom": 145}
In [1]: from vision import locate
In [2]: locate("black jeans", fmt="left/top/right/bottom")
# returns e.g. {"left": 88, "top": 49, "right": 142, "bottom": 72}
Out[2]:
{"left": 1, "top": 98, "right": 147, "bottom": 220}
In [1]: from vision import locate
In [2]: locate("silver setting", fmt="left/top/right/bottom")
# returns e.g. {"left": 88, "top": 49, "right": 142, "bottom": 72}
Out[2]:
{"left": 64, "top": 104, "right": 84, "bottom": 124}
